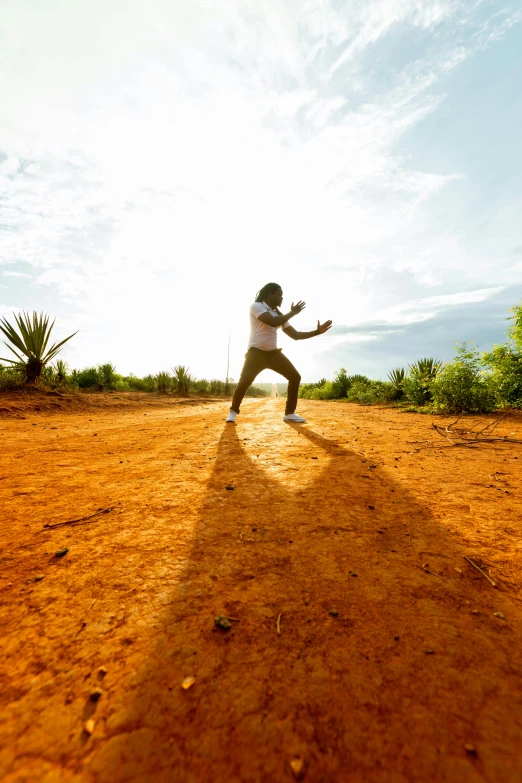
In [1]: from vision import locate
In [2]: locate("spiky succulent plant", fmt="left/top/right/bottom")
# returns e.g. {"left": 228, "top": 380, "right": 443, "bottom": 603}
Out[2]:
{"left": 0, "top": 311, "right": 77, "bottom": 384}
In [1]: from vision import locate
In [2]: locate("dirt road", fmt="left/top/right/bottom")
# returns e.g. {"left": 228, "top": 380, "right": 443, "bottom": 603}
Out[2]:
{"left": 1, "top": 396, "right": 522, "bottom": 782}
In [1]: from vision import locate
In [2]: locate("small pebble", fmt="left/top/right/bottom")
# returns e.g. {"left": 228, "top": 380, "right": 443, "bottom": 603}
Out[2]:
{"left": 215, "top": 616, "right": 232, "bottom": 631}
{"left": 225, "top": 486, "right": 234, "bottom": 491}
{"left": 35, "top": 575, "right": 45, "bottom": 581}
{"left": 181, "top": 676, "right": 196, "bottom": 690}
{"left": 464, "top": 743, "right": 477, "bottom": 755}
{"left": 89, "top": 688, "right": 103, "bottom": 702}
{"left": 493, "top": 612, "right": 505, "bottom": 619}
{"left": 329, "top": 609, "right": 339, "bottom": 617}
{"left": 83, "top": 719, "right": 95, "bottom": 736}
{"left": 368, "top": 505, "right": 375, "bottom": 510}
{"left": 289, "top": 758, "right": 304, "bottom": 778}
{"left": 55, "top": 548, "right": 69, "bottom": 558}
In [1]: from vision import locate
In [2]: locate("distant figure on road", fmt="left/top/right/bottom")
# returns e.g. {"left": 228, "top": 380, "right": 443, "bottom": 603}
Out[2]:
{"left": 226, "top": 283, "right": 332, "bottom": 424}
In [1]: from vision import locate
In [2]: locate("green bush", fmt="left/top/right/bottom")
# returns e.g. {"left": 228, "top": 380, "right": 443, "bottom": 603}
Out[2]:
{"left": 346, "top": 380, "right": 393, "bottom": 404}
{"left": 332, "top": 368, "right": 351, "bottom": 398}
{"left": 387, "top": 368, "right": 405, "bottom": 400}
{"left": 156, "top": 372, "right": 172, "bottom": 394}
{"left": 123, "top": 374, "right": 146, "bottom": 391}
{"left": 76, "top": 367, "right": 101, "bottom": 389}
{"left": 298, "top": 383, "right": 315, "bottom": 399}
{"left": 430, "top": 343, "right": 496, "bottom": 413}
{"left": 508, "top": 301, "right": 522, "bottom": 349}
{"left": 192, "top": 378, "right": 209, "bottom": 394}
{"left": 308, "top": 381, "right": 336, "bottom": 400}
{"left": 402, "top": 358, "right": 441, "bottom": 405}
{"left": 208, "top": 379, "right": 226, "bottom": 394}
{"left": 482, "top": 345, "right": 522, "bottom": 408}
{"left": 403, "top": 373, "right": 431, "bottom": 405}
{"left": 245, "top": 384, "right": 269, "bottom": 397}
{"left": 0, "top": 363, "right": 24, "bottom": 390}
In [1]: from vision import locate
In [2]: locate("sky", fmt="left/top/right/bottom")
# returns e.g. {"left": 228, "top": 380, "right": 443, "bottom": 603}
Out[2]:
{"left": 1, "top": 0, "right": 521, "bottom": 383}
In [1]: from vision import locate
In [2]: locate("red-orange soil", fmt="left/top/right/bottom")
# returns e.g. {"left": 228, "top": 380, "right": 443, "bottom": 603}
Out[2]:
{"left": 1, "top": 393, "right": 522, "bottom": 783}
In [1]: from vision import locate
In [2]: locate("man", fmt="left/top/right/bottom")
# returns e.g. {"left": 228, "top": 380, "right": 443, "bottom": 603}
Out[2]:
{"left": 226, "top": 283, "right": 332, "bottom": 424}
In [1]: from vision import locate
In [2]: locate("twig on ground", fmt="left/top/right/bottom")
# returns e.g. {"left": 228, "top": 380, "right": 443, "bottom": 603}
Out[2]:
{"left": 415, "top": 564, "right": 445, "bottom": 579}
{"left": 409, "top": 415, "right": 522, "bottom": 451}
{"left": 463, "top": 556, "right": 497, "bottom": 587}
{"left": 42, "top": 507, "right": 113, "bottom": 530}
{"left": 276, "top": 613, "right": 282, "bottom": 635}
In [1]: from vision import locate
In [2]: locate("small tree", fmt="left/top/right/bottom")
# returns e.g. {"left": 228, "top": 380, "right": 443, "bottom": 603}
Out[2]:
{"left": 0, "top": 311, "right": 77, "bottom": 384}
{"left": 507, "top": 301, "right": 522, "bottom": 350}
{"left": 483, "top": 345, "right": 522, "bottom": 408}
{"left": 430, "top": 343, "right": 496, "bottom": 413}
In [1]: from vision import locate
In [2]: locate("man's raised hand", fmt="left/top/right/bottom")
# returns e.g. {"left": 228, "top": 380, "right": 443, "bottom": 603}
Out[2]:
{"left": 316, "top": 319, "right": 333, "bottom": 335}
{"left": 291, "top": 300, "right": 306, "bottom": 315}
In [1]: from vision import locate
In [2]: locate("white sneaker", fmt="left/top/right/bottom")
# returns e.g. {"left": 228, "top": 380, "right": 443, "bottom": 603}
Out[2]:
{"left": 226, "top": 410, "right": 237, "bottom": 423}
{"left": 283, "top": 413, "right": 306, "bottom": 423}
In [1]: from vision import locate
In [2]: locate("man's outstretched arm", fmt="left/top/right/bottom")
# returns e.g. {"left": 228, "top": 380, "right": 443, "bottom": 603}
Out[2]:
{"left": 258, "top": 300, "right": 306, "bottom": 327}
{"left": 283, "top": 320, "right": 333, "bottom": 340}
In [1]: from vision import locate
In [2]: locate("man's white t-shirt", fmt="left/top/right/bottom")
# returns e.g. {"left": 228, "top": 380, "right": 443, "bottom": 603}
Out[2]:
{"left": 248, "top": 302, "right": 290, "bottom": 351}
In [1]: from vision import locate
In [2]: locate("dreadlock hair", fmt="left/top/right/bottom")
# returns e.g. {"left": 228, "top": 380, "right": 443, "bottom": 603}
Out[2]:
{"left": 255, "top": 282, "right": 281, "bottom": 303}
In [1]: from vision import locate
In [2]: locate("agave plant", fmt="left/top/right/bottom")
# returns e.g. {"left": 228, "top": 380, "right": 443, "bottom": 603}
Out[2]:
{"left": 54, "top": 359, "right": 68, "bottom": 384}
{"left": 347, "top": 374, "right": 369, "bottom": 386}
{"left": 0, "top": 311, "right": 77, "bottom": 384}
{"left": 387, "top": 367, "right": 405, "bottom": 389}
{"left": 156, "top": 371, "right": 172, "bottom": 394}
{"left": 172, "top": 365, "right": 192, "bottom": 396}
{"left": 409, "top": 358, "right": 442, "bottom": 380}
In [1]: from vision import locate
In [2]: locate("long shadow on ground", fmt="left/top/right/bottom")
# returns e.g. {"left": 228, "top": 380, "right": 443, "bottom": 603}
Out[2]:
{"left": 87, "top": 422, "right": 522, "bottom": 782}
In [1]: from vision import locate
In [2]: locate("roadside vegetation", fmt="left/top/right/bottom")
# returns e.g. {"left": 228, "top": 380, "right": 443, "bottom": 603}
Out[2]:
{"left": 0, "top": 312, "right": 267, "bottom": 398}
{"left": 1, "top": 301, "right": 521, "bottom": 412}
{"left": 299, "top": 301, "right": 522, "bottom": 414}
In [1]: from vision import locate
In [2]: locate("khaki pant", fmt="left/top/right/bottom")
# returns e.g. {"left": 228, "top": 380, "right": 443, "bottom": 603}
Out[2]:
{"left": 231, "top": 347, "right": 301, "bottom": 415}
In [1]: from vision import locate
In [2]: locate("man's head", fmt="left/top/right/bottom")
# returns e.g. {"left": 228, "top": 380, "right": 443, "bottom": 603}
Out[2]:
{"left": 255, "top": 282, "right": 283, "bottom": 309}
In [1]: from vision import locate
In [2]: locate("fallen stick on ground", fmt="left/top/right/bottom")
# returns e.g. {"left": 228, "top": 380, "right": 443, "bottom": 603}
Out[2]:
{"left": 463, "top": 556, "right": 497, "bottom": 587}
{"left": 408, "top": 414, "right": 522, "bottom": 451}
{"left": 42, "top": 507, "right": 114, "bottom": 530}
{"left": 276, "top": 613, "right": 282, "bottom": 635}
{"left": 415, "top": 564, "right": 445, "bottom": 579}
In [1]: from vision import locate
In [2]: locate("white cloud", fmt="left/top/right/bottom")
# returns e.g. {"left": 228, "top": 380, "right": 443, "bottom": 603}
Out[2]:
{"left": 0, "top": 0, "right": 520, "bottom": 377}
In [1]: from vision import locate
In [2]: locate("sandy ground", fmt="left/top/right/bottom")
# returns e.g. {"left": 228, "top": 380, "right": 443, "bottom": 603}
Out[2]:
{"left": 1, "top": 394, "right": 522, "bottom": 783}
